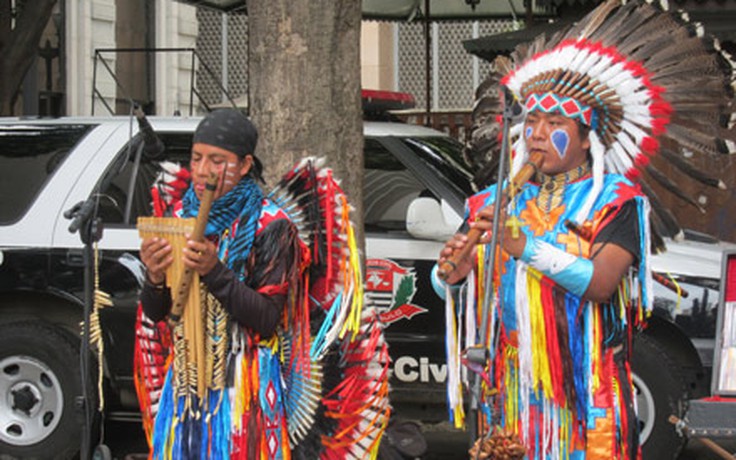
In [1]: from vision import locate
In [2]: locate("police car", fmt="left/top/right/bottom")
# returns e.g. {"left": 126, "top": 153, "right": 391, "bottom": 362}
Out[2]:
{"left": 0, "top": 113, "right": 728, "bottom": 459}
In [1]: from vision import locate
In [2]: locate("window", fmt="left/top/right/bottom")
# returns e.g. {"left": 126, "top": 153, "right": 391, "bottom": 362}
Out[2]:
{"left": 653, "top": 276, "right": 720, "bottom": 339}
{"left": 363, "top": 138, "right": 426, "bottom": 234}
{"left": 0, "top": 124, "right": 94, "bottom": 224}
{"left": 97, "top": 132, "right": 193, "bottom": 226}
{"left": 404, "top": 136, "right": 474, "bottom": 198}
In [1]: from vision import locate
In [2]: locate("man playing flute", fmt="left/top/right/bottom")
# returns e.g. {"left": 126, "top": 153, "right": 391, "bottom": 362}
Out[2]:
{"left": 432, "top": 1, "right": 736, "bottom": 458}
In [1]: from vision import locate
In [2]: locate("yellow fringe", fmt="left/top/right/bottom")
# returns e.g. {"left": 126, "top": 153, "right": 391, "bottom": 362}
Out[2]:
{"left": 337, "top": 195, "right": 364, "bottom": 341}
{"left": 528, "top": 275, "right": 553, "bottom": 399}
{"left": 591, "top": 307, "right": 601, "bottom": 393}
{"left": 504, "top": 347, "right": 519, "bottom": 434}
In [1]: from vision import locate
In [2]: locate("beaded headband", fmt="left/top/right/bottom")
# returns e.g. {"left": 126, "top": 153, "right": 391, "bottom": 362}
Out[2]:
{"left": 525, "top": 92, "right": 598, "bottom": 129}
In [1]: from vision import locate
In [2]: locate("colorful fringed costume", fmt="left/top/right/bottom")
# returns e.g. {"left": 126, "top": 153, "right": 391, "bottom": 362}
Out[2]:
{"left": 134, "top": 158, "right": 390, "bottom": 459}
{"left": 442, "top": 173, "right": 651, "bottom": 459}
{"left": 434, "top": 0, "right": 735, "bottom": 458}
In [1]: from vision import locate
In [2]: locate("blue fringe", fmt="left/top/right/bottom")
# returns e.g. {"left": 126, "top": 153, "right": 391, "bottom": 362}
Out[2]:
{"left": 172, "top": 397, "right": 184, "bottom": 460}
{"left": 635, "top": 196, "right": 650, "bottom": 309}
{"left": 187, "top": 396, "right": 202, "bottom": 459}
{"left": 180, "top": 411, "right": 191, "bottom": 459}
{"left": 566, "top": 292, "right": 587, "bottom": 417}
{"left": 205, "top": 388, "right": 231, "bottom": 460}
{"left": 310, "top": 291, "right": 342, "bottom": 358}
{"left": 199, "top": 415, "right": 208, "bottom": 460}
{"left": 151, "top": 367, "right": 175, "bottom": 460}
{"left": 152, "top": 384, "right": 234, "bottom": 460}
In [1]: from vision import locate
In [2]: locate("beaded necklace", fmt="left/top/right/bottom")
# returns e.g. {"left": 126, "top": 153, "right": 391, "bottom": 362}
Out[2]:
{"left": 535, "top": 163, "right": 591, "bottom": 214}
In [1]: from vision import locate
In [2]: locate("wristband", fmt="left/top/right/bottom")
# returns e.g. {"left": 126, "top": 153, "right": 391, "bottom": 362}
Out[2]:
{"left": 519, "top": 237, "right": 593, "bottom": 297}
{"left": 144, "top": 271, "right": 166, "bottom": 290}
{"left": 431, "top": 264, "right": 464, "bottom": 299}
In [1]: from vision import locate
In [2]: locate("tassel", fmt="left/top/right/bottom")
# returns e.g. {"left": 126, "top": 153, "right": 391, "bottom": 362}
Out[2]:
{"left": 574, "top": 131, "right": 605, "bottom": 223}
{"left": 445, "top": 284, "right": 463, "bottom": 427}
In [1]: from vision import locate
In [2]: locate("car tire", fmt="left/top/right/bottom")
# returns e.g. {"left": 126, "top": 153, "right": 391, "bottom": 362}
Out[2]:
{"left": 632, "top": 333, "right": 686, "bottom": 460}
{"left": 0, "top": 321, "right": 97, "bottom": 460}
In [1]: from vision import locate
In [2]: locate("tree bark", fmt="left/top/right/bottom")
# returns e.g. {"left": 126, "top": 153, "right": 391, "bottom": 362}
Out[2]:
{"left": 248, "top": 0, "right": 365, "bottom": 250}
{"left": 0, "top": 0, "right": 57, "bottom": 115}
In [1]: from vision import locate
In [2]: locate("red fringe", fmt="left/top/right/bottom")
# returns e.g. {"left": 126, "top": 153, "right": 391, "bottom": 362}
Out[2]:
{"left": 541, "top": 283, "right": 566, "bottom": 405}
{"left": 624, "top": 168, "right": 641, "bottom": 181}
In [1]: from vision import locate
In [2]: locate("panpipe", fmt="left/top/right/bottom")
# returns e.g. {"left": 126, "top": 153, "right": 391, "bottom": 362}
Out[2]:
{"left": 137, "top": 172, "right": 218, "bottom": 398}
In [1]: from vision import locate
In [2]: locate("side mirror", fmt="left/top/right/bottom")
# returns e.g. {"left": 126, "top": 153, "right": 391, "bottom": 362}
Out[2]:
{"left": 406, "top": 197, "right": 462, "bottom": 241}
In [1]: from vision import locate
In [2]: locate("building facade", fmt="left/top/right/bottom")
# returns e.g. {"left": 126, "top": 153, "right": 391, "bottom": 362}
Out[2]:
{"left": 10, "top": 0, "right": 511, "bottom": 118}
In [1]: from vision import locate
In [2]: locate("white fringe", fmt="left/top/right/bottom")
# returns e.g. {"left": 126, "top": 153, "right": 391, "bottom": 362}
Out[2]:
{"left": 515, "top": 263, "right": 533, "bottom": 443}
{"left": 574, "top": 131, "right": 605, "bottom": 223}
{"left": 464, "top": 270, "right": 477, "bottom": 390}
{"left": 445, "top": 283, "right": 463, "bottom": 420}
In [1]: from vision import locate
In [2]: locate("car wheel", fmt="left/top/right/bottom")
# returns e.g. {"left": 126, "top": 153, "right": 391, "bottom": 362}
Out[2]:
{"left": 0, "top": 321, "right": 96, "bottom": 460}
{"left": 632, "top": 333, "right": 686, "bottom": 460}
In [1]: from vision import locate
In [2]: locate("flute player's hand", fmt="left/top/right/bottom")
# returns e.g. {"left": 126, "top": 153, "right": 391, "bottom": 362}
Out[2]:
{"left": 437, "top": 232, "right": 476, "bottom": 285}
{"left": 472, "top": 206, "right": 527, "bottom": 259}
{"left": 438, "top": 203, "right": 528, "bottom": 285}
{"left": 437, "top": 203, "right": 503, "bottom": 286}
{"left": 141, "top": 237, "right": 172, "bottom": 285}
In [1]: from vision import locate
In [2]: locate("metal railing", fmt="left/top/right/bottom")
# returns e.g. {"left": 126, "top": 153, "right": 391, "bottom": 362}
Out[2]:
{"left": 91, "top": 47, "right": 238, "bottom": 116}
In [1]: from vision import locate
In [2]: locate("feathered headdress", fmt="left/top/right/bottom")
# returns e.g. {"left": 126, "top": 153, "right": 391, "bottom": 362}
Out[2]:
{"left": 466, "top": 0, "right": 736, "bottom": 242}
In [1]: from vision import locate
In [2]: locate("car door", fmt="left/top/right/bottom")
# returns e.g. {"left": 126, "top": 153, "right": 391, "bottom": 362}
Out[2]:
{"left": 363, "top": 133, "right": 474, "bottom": 418}
{"left": 55, "top": 126, "right": 196, "bottom": 404}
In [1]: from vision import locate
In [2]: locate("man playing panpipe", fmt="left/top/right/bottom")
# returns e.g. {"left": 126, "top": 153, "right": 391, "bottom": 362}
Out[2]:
{"left": 138, "top": 109, "right": 304, "bottom": 459}
{"left": 431, "top": 1, "right": 736, "bottom": 459}
{"left": 135, "top": 108, "right": 390, "bottom": 460}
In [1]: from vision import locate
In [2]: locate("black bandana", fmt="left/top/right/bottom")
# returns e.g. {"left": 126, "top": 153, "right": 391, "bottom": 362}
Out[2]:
{"left": 193, "top": 108, "right": 263, "bottom": 181}
{"left": 193, "top": 109, "right": 257, "bottom": 157}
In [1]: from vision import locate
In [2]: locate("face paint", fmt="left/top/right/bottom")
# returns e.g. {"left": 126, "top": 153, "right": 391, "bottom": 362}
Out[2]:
{"left": 221, "top": 161, "right": 240, "bottom": 188}
{"left": 525, "top": 126, "right": 533, "bottom": 139}
{"left": 212, "top": 161, "right": 241, "bottom": 198}
{"left": 550, "top": 129, "right": 570, "bottom": 159}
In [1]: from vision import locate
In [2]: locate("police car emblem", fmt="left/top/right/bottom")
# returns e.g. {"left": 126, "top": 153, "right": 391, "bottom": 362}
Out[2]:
{"left": 365, "top": 258, "right": 427, "bottom": 325}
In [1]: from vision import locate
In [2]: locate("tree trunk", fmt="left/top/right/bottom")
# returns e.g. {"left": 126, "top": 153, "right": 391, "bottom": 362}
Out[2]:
{"left": 0, "top": 0, "right": 57, "bottom": 115}
{"left": 0, "top": 0, "right": 11, "bottom": 50}
{"left": 247, "top": 0, "right": 365, "bottom": 250}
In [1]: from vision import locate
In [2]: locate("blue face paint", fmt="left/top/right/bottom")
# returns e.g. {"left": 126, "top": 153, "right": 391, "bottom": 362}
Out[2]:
{"left": 551, "top": 129, "right": 570, "bottom": 159}
{"left": 525, "top": 126, "right": 533, "bottom": 139}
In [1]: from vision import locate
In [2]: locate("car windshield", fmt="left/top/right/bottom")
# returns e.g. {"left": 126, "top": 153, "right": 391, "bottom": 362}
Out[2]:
{"left": 364, "top": 133, "right": 471, "bottom": 235}
{"left": 403, "top": 136, "right": 475, "bottom": 198}
{"left": 95, "top": 132, "right": 194, "bottom": 226}
{"left": 0, "top": 124, "right": 94, "bottom": 224}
